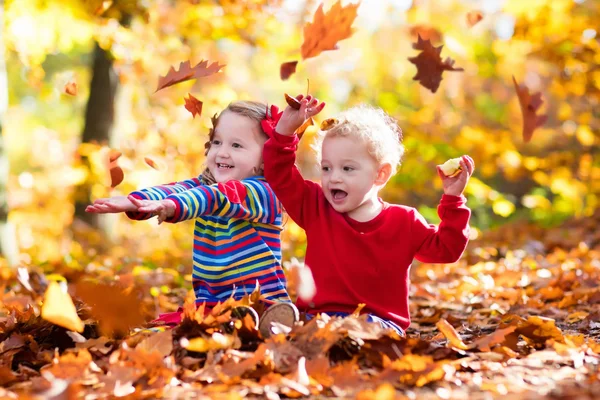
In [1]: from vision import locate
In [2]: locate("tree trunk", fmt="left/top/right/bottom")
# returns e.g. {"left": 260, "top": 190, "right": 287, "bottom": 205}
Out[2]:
{"left": 0, "top": 0, "right": 19, "bottom": 266}
{"left": 73, "top": 42, "right": 119, "bottom": 228}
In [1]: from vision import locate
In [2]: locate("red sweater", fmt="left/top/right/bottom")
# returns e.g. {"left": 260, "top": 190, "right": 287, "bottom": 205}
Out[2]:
{"left": 263, "top": 133, "right": 471, "bottom": 330}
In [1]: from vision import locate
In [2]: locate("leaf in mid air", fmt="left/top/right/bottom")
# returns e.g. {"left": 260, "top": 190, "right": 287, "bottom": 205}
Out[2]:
{"left": 184, "top": 93, "right": 203, "bottom": 118}
{"left": 300, "top": 1, "right": 360, "bottom": 60}
{"left": 156, "top": 60, "right": 225, "bottom": 92}
{"left": 512, "top": 76, "right": 548, "bottom": 143}
{"left": 408, "top": 35, "right": 464, "bottom": 93}
{"left": 280, "top": 61, "right": 298, "bottom": 81}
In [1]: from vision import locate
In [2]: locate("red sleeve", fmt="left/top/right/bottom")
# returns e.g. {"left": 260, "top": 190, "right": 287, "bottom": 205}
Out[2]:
{"left": 262, "top": 132, "right": 321, "bottom": 229}
{"left": 411, "top": 194, "right": 471, "bottom": 263}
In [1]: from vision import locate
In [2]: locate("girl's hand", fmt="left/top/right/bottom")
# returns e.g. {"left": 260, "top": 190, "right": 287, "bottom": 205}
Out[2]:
{"left": 275, "top": 94, "right": 326, "bottom": 136}
{"left": 437, "top": 155, "right": 475, "bottom": 197}
{"left": 127, "top": 195, "right": 176, "bottom": 224}
{"left": 85, "top": 196, "right": 138, "bottom": 214}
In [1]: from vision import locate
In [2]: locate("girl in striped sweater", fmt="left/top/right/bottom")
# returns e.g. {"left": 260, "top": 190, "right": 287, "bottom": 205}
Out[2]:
{"left": 86, "top": 100, "right": 323, "bottom": 337}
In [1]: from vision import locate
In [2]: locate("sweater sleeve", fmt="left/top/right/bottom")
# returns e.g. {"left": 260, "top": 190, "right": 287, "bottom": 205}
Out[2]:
{"left": 126, "top": 176, "right": 203, "bottom": 220}
{"left": 262, "top": 132, "right": 321, "bottom": 229}
{"left": 161, "top": 178, "right": 281, "bottom": 224}
{"left": 411, "top": 194, "right": 471, "bottom": 263}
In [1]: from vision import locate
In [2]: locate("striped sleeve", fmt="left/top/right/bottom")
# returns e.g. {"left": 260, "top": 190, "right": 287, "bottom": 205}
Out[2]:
{"left": 126, "top": 176, "right": 203, "bottom": 220}
{"left": 163, "top": 178, "right": 281, "bottom": 224}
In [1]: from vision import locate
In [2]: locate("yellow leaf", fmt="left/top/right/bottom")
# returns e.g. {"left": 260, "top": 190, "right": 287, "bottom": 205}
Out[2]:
{"left": 41, "top": 281, "right": 84, "bottom": 333}
{"left": 436, "top": 319, "right": 469, "bottom": 350}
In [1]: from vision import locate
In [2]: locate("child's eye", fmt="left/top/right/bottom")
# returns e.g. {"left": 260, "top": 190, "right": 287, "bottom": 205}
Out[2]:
{"left": 232, "top": 143, "right": 242, "bottom": 149}
{"left": 211, "top": 140, "right": 221, "bottom": 145}
{"left": 343, "top": 166, "right": 354, "bottom": 172}
{"left": 321, "top": 166, "right": 330, "bottom": 172}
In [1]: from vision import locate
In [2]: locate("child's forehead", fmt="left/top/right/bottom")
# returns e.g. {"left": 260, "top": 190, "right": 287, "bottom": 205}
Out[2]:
{"left": 322, "top": 135, "right": 370, "bottom": 158}
{"left": 214, "top": 112, "right": 260, "bottom": 138}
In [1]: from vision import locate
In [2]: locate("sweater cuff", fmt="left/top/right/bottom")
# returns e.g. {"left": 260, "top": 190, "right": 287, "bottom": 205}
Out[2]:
{"left": 440, "top": 194, "right": 466, "bottom": 206}
{"left": 163, "top": 197, "right": 184, "bottom": 223}
{"left": 272, "top": 131, "right": 299, "bottom": 146}
{"left": 125, "top": 192, "right": 150, "bottom": 220}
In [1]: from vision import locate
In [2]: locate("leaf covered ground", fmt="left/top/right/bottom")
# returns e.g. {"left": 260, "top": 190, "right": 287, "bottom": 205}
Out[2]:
{"left": 1, "top": 211, "right": 600, "bottom": 399}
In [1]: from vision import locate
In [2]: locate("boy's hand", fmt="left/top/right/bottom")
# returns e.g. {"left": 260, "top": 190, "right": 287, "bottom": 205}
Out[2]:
{"left": 437, "top": 155, "right": 475, "bottom": 197}
{"left": 127, "top": 195, "right": 175, "bottom": 224}
{"left": 275, "top": 94, "right": 326, "bottom": 136}
{"left": 85, "top": 196, "right": 138, "bottom": 214}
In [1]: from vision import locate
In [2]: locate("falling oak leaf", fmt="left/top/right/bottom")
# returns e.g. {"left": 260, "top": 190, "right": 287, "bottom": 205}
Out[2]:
{"left": 512, "top": 76, "right": 548, "bottom": 142}
{"left": 466, "top": 11, "right": 484, "bottom": 27}
{"left": 280, "top": 61, "right": 298, "bottom": 81}
{"left": 408, "top": 35, "right": 464, "bottom": 93}
{"left": 436, "top": 319, "right": 469, "bottom": 350}
{"left": 41, "top": 281, "right": 85, "bottom": 333}
{"left": 156, "top": 60, "right": 225, "bottom": 92}
{"left": 300, "top": 1, "right": 360, "bottom": 60}
{"left": 184, "top": 93, "right": 203, "bottom": 118}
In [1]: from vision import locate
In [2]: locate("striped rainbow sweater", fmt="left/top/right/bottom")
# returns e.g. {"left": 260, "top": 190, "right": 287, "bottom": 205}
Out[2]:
{"left": 126, "top": 176, "right": 291, "bottom": 307}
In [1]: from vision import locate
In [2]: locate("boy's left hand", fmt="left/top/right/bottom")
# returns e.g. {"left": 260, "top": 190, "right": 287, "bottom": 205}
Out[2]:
{"left": 275, "top": 94, "right": 326, "bottom": 136}
{"left": 437, "top": 155, "right": 475, "bottom": 197}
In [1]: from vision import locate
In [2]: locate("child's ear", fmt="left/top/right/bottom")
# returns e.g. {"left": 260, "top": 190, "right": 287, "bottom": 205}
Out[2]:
{"left": 375, "top": 163, "right": 392, "bottom": 185}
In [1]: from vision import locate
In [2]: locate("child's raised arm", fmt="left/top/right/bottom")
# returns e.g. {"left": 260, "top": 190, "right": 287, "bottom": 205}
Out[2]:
{"left": 262, "top": 95, "right": 325, "bottom": 229}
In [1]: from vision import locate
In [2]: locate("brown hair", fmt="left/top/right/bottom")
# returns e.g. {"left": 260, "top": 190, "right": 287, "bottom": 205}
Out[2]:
{"left": 201, "top": 100, "right": 271, "bottom": 185}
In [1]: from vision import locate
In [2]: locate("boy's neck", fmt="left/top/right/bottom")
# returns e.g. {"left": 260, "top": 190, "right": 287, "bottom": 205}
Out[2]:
{"left": 346, "top": 195, "right": 383, "bottom": 222}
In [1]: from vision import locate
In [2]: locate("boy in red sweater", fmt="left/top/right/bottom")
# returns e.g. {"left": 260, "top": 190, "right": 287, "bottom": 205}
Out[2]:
{"left": 262, "top": 95, "right": 475, "bottom": 334}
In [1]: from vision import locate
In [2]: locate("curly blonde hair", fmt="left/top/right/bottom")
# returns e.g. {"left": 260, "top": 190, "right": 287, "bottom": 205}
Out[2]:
{"left": 201, "top": 100, "right": 270, "bottom": 185}
{"left": 313, "top": 104, "right": 404, "bottom": 175}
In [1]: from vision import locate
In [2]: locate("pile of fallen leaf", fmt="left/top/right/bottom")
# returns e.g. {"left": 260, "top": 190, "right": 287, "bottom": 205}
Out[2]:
{"left": 2, "top": 210, "right": 600, "bottom": 399}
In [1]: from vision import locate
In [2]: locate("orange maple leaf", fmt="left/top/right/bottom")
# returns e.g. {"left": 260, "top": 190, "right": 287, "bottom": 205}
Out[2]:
{"left": 184, "top": 93, "right": 203, "bottom": 118}
{"left": 156, "top": 60, "right": 225, "bottom": 92}
{"left": 64, "top": 81, "right": 78, "bottom": 96}
{"left": 280, "top": 61, "right": 298, "bottom": 81}
{"left": 408, "top": 35, "right": 464, "bottom": 93}
{"left": 105, "top": 149, "right": 124, "bottom": 188}
{"left": 466, "top": 11, "right": 484, "bottom": 27}
{"left": 300, "top": 1, "right": 360, "bottom": 60}
{"left": 512, "top": 76, "right": 548, "bottom": 143}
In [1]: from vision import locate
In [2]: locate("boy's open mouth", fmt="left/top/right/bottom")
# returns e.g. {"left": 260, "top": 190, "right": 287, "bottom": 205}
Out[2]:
{"left": 217, "top": 163, "right": 234, "bottom": 169}
{"left": 331, "top": 189, "right": 348, "bottom": 200}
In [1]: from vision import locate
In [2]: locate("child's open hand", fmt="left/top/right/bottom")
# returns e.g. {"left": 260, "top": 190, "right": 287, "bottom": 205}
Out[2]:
{"left": 437, "top": 155, "right": 475, "bottom": 197}
{"left": 85, "top": 196, "right": 138, "bottom": 214}
{"left": 127, "top": 195, "right": 175, "bottom": 224}
{"left": 276, "top": 94, "right": 326, "bottom": 136}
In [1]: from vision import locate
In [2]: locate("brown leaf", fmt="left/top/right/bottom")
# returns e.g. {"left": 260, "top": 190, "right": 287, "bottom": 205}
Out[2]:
{"left": 408, "top": 35, "right": 464, "bottom": 93}
{"left": 184, "top": 93, "right": 203, "bottom": 118}
{"left": 472, "top": 326, "right": 517, "bottom": 352}
{"left": 512, "top": 76, "right": 548, "bottom": 142}
{"left": 109, "top": 164, "right": 124, "bottom": 188}
{"left": 155, "top": 60, "right": 225, "bottom": 92}
{"left": 284, "top": 93, "right": 302, "bottom": 110}
{"left": 280, "top": 61, "right": 298, "bottom": 81}
{"left": 63, "top": 81, "right": 78, "bottom": 96}
{"left": 301, "top": 1, "right": 360, "bottom": 60}
{"left": 74, "top": 282, "right": 145, "bottom": 338}
{"left": 466, "top": 11, "right": 484, "bottom": 27}
{"left": 436, "top": 319, "right": 469, "bottom": 350}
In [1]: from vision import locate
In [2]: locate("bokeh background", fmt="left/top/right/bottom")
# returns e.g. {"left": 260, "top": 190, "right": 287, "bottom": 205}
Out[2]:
{"left": 1, "top": 0, "right": 598, "bottom": 272}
